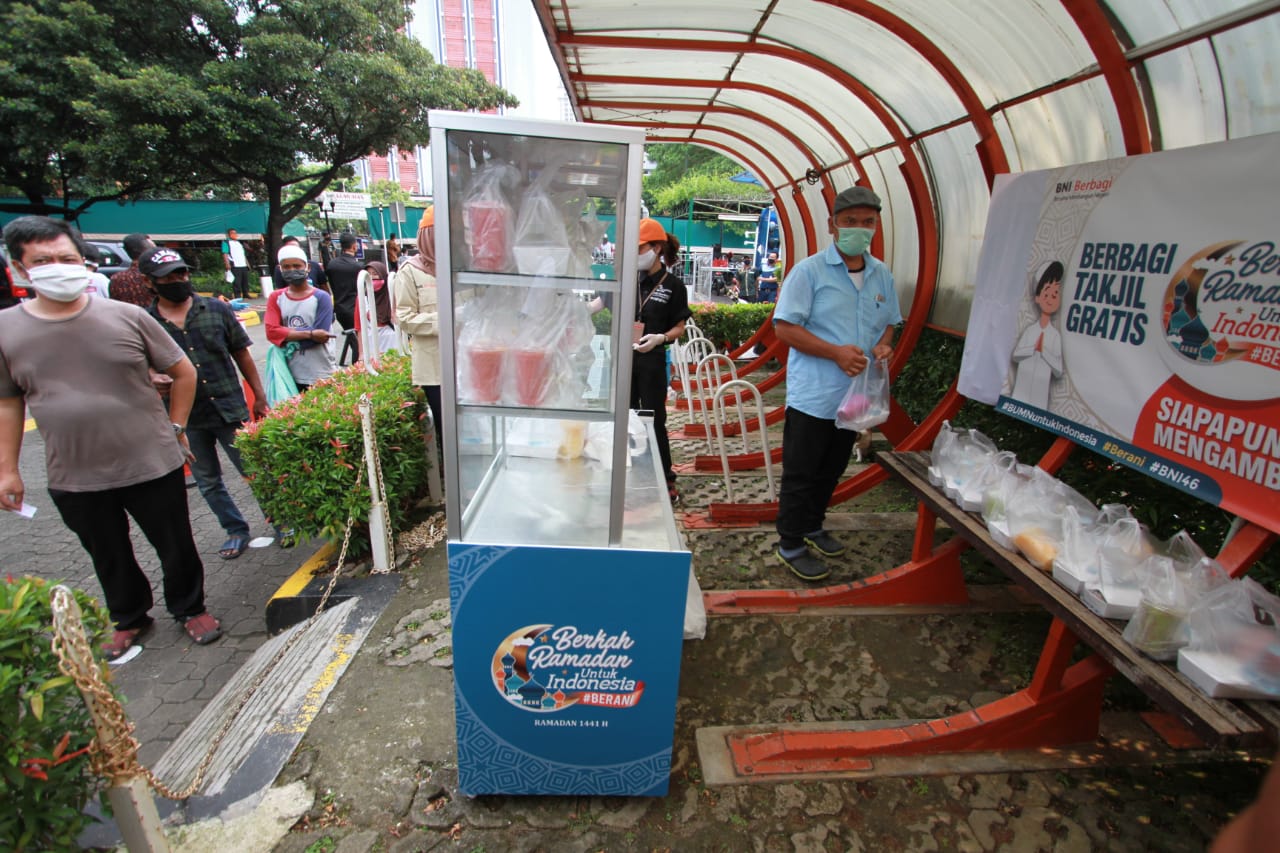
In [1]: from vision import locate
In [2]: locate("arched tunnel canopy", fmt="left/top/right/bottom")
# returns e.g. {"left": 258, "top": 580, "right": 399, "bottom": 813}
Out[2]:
{"left": 533, "top": 0, "right": 1280, "bottom": 333}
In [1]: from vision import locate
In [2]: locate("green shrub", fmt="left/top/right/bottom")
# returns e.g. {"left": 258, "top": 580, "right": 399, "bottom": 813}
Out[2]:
{"left": 0, "top": 576, "right": 115, "bottom": 852}
{"left": 236, "top": 353, "right": 430, "bottom": 550}
{"left": 894, "top": 328, "right": 1278, "bottom": 590}
{"left": 689, "top": 303, "right": 774, "bottom": 350}
{"left": 592, "top": 307, "right": 612, "bottom": 337}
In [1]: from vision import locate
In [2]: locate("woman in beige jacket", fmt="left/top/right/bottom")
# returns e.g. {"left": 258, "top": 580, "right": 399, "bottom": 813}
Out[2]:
{"left": 393, "top": 207, "right": 442, "bottom": 441}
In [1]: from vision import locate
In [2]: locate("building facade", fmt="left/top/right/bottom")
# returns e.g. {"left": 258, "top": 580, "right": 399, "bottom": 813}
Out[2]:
{"left": 356, "top": 0, "right": 572, "bottom": 197}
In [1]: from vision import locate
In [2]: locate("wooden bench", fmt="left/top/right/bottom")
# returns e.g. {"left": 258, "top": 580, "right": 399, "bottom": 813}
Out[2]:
{"left": 877, "top": 450, "right": 1275, "bottom": 748}
{"left": 700, "top": 445, "right": 1278, "bottom": 780}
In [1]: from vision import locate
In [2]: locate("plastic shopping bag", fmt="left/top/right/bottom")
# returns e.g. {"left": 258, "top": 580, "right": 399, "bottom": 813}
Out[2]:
{"left": 265, "top": 344, "right": 300, "bottom": 406}
{"left": 513, "top": 185, "right": 572, "bottom": 276}
{"left": 941, "top": 428, "right": 998, "bottom": 502}
{"left": 463, "top": 164, "right": 518, "bottom": 272}
{"left": 1091, "top": 516, "right": 1159, "bottom": 617}
{"left": 1006, "top": 467, "right": 1068, "bottom": 571}
{"left": 959, "top": 450, "right": 1017, "bottom": 513}
{"left": 835, "top": 359, "right": 890, "bottom": 432}
{"left": 1124, "top": 555, "right": 1230, "bottom": 660}
{"left": 1180, "top": 576, "right": 1280, "bottom": 697}
{"left": 927, "top": 420, "right": 960, "bottom": 485}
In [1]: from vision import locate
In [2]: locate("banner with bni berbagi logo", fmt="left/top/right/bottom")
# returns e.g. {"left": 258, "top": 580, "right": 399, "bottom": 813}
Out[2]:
{"left": 959, "top": 133, "right": 1280, "bottom": 532}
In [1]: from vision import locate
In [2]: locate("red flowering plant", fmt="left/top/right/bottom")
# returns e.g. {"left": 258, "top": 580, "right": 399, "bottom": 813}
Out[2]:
{"left": 0, "top": 575, "right": 116, "bottom": 851}
{"left": 237, "top": 352, "right": 431, "bottom": 550}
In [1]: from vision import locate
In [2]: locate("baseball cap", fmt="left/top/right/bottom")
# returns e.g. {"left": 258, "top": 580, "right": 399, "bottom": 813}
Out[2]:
{"left": 833, "top": 185, "right": 882, "bottom": 213}
{"left": 638, "top": 218, "right": 667, "bottom": 245}
{"left": 138, "top": 247, "right": 189, "bottom": 278}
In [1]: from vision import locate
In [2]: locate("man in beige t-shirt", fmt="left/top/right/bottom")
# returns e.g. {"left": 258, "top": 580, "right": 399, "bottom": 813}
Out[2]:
{"left": 0, "top": 216, "right": 224, "bottom": 661}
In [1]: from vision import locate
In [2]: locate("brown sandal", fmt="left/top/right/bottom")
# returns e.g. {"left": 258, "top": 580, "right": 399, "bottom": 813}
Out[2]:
{"left": 102, "top": 619, "right": 153, "bottom": 661}
{"left": 182, "top": 612, "right": 223, "bottom": 645}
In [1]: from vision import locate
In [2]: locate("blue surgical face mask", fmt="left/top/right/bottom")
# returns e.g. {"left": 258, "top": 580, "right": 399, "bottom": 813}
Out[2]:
{"left": 835, "top": 227, "right": 874, "bottom": 257}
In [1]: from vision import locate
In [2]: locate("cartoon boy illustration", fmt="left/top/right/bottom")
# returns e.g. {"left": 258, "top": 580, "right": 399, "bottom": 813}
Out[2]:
{"left": 1009, "top": 261, "right": 1064, "bottom": 410}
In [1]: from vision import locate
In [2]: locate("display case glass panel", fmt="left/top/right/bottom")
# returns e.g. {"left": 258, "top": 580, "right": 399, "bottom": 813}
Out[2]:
{"left": 430, "top": 114, "right": 648, "bottom": 546}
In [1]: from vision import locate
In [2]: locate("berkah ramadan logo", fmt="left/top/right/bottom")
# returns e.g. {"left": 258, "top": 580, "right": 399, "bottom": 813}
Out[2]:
{"left": 492, "top": 624, "right": 645, "bottom": 714}
{"left": 1162, "top": 239, "right": 1280, "bottom": 373}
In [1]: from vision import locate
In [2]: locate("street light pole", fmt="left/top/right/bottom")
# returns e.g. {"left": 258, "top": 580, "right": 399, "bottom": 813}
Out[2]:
{"left": 317, "top": 198, "right": 336, "bottom": 232}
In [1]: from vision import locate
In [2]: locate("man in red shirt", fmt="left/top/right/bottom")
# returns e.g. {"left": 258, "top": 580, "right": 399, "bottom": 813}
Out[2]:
{"left": 108, "top": 233, "right": 156, "bottom": 309}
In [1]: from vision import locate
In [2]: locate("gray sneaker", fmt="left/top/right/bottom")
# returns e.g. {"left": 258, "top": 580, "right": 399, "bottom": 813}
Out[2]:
{"left": 803, "top": 531, "right": 846, "bottom": 557}
{"left": 777, "top": 550, "right": 831, "bottom": 582}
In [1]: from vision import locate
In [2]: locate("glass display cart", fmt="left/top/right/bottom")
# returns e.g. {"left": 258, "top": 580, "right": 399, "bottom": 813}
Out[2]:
{"left": 430, "top": 112, "right": 691, "bottom": 797}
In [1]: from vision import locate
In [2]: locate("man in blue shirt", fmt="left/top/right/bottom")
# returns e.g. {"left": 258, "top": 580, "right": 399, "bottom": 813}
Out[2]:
{"left": 773, "top": 186, "right": 901, "bottom": 581}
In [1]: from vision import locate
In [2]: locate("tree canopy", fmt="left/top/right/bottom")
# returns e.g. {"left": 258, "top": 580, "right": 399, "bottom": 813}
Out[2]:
{"left": 642, "top": 144, "right": 770, "bottom": 215}
{"left": 0, "top": 0, "right": 516, "bottom": 256}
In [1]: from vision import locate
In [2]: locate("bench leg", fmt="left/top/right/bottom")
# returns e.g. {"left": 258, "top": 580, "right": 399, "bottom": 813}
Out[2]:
{"left": 719, "top": 618, "right": 1114, "bottom": 778}
{"left": 705, "top": 503, "right": 969, "bottom": 614}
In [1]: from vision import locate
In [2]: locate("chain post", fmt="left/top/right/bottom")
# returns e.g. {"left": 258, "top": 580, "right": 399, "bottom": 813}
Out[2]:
{"left": 359, "top": 393, "right": 393, "bottom": 572}
{"left": 50, "top": 586, "right": 172, "bottom": 853}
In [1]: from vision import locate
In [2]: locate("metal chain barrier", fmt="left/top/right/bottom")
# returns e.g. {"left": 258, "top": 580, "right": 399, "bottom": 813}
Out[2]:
{"left": 45, "top": 394, "right": 444, "bottom": 802}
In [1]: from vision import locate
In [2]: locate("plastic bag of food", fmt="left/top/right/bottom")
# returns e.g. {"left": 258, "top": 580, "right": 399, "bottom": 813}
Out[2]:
{"left": 835, "top": 359, "right": 890, "bottom": 432}
{"left": 456, "top": 287, "right": 518, "bottom": 404}
{"left": 1124, "top": 556, "right": 1231, "bottom": 660}
{"left": 1052, "top": 505, "right": 1097, "bottom": 593}
{"left": 1050, "top": 479, "right": 1100, "bottom": 527}
{"left": 463, "top": 164, "right": 517, "bottom": 272}
{"left": 1091, "top": 516, "right": 1158, "bottom": 617}
{"left": 1180, "top": 576, "right": 1280, "bottom": 697}
{"left": 1006, "top": 468, "right": 1066, "bottom": 570}
{"left": 513, "top": 185, "right": 572, "bottom": 276}
{"left": 941, "top": 428, "right": 998, "bottom": 502}
{"left": 928, "top": 421, "right": 960, "bottom": 486}
{"left": 981, "top": 463, "right": 1033, "bottom": 549}
{"left": 958, "top": 450, "right": 1017, "bottom": 513}
{"left": 1162, "top": 529, "right": 1207, "bottom": 572}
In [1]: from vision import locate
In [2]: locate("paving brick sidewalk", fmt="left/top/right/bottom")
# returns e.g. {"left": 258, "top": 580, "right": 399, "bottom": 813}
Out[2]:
{"left": 3, "top": 419, "right": 325, "bottom": 766}
{"left": 2, "top": 313, "right": 326, "bottom": 768}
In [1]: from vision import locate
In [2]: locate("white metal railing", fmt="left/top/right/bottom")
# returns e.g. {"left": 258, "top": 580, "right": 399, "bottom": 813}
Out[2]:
{"left": 711, "top": 379, "right": 777, "bottom": 503}
{"left": 693, "top": 353, "right": 740, "bottom": 453}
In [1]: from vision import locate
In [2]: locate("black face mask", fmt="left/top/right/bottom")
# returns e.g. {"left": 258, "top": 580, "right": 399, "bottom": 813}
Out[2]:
{"left": 280, "top": 268, "right": 309, "bottom": 285}
{"left": 154, "top": 281, "right": 193, "bottom": 302}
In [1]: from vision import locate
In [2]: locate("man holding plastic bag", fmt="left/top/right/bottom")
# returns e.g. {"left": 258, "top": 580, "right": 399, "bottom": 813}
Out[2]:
{"left": 265, "top": 246, "right": 336, "bottom": 395}
{"left": 773, "top": 186, "right": 901, "bottom": 581}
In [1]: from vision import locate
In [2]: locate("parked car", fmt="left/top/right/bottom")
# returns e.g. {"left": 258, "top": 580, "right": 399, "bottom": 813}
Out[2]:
{"left": 87, "top": 240, "right": 131, "bottom": 277}
{"left": 0, "top": 248, "right": 30, "bottom": 309}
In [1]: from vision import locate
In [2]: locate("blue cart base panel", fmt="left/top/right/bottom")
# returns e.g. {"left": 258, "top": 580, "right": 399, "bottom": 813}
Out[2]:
{"left": 449, "top": 542, "right": 691, "bottom": 796}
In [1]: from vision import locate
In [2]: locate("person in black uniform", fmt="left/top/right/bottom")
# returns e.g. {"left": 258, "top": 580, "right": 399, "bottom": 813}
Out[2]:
{"left": 325, "top": 233, "right": 364, "bottom": 363}
{"left": 630, "top": 218, "right": 691, "bottom": 503}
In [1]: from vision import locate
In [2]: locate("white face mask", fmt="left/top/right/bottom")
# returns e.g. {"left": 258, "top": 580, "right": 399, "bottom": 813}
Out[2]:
{"left": 637, "top": 248, "right": 657, "bottom": 274}
{"left": 26, "top": 263, "right": 90, "bottom": 302}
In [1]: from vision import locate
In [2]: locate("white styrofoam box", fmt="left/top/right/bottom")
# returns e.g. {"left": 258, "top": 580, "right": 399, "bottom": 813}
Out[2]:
{"left": 1177, "top": 649, "right": 1280, "bottom": 699}
{"left": 1052, "top": 558, "right": 1087, "bottom": 595}
{"left": 927, "top": 465, "right": 944, "bottom": 487}
{"left": 1081, "top": 585, "right": 1141, "bottom": 620}
{"left": 987, "top": 518, "right": 1014, "bottom": 551}
{"left": 958, "top": 484, "right": 984, "bottom": 513}
{"left": 513, "top": 246, "right": 571, "bottom": 276}
{"left": 1044, "top": 555, "right": 1095, "bottom": 594}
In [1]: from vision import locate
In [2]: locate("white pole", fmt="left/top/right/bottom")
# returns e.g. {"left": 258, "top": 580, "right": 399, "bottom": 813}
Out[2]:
{"left": 356, "top": 270, "right": 379, "bottom": 373}
{"left": 358, "top": 396, "right": 391, "bottom": 573}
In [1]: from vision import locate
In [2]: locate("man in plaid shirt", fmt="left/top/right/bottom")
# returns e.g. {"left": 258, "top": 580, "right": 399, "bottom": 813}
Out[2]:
{"left": 140, "top": 248, "right": 269, "bottom": 560}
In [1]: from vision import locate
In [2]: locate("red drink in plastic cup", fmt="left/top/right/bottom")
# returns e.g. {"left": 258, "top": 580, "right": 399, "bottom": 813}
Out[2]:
{"left": 513, "top": 348, "right": 551, "bottom": 406}
{"left": 466, "top": 346, "right": 505, "bottom": 404}
{"left": 466, "top": 200, "right": 509, "bottom": 272}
